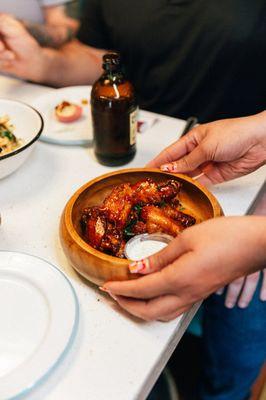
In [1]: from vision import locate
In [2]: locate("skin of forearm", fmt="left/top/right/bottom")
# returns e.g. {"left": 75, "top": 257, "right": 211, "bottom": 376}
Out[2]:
{"left": 255, "top": 216, "right": 266, "bottom": 266}
{"left": 39, "top": 40, "right": 104, "bottom": 86}
{"left": 253, "top": 110, "right": 266, "bottom": 151}
{"left": 23, "top": 21, "right": 74, "bottom": 48}
{"left": 229, "top": 216, "right": 266, "bottom": 278}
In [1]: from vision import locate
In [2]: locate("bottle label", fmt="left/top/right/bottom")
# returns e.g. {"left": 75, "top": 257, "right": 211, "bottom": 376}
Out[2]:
{"left": 130, "top": 109, "right": 138, "bottom": 145}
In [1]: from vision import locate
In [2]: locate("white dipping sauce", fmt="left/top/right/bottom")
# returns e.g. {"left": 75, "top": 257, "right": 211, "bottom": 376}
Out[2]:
{"left": 125, "top": 234, "right": 172, "bottom": 261}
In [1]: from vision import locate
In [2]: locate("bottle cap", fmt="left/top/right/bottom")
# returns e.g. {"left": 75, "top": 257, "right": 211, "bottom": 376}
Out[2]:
{"left": 124, "top": 233, "right": 173, "bottom": 261}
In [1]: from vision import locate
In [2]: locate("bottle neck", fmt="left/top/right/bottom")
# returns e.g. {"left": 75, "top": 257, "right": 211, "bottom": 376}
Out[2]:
{"left": 103, "top": 65, "right": 124, "bottom": 83}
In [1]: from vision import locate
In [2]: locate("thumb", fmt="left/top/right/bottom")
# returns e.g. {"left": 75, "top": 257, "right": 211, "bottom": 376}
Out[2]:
{"left": 161, "top": 146, "right": 207, "bottom": 174}
{"left": 129, "top": 235, "right": 187, "bottom": 274}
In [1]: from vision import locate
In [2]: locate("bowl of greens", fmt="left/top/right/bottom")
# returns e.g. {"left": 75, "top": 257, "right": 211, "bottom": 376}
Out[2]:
{"left": 0, "top": 99, "right": 43, "bottom": 179}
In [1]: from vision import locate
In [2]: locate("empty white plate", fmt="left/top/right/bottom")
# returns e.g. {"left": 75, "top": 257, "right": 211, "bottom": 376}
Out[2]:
{"left": 32, "top": 86, "right": 92, "bottom": 146}
{"left": 0, "top": 251, "right": 79, "bottom": 399}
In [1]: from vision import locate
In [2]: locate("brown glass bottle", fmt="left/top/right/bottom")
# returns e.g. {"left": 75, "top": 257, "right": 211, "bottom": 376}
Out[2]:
{"left": 91, "top": 53, "right": 138, "bottom": 166}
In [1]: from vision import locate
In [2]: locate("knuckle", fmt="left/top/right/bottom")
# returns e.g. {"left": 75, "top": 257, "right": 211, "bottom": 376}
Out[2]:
{"left": 182, "top": 155, "right": 192, "bottom": 170}
{"left": 163, "top": 147, "right": 175, "bottom": 164}
{"left": 152, "top": 253, "right": 165, "bottom": 271}
{"left": 160, "top": 267, "right": 175, "bottom": 293}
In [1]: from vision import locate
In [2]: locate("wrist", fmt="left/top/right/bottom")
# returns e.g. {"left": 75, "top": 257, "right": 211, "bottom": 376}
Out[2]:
{"left": 253, "top": 111, "right": 266, "bottom": 147}
{"left": 33, "top": 48, "right": 62, "bottom": 86}
{"left": 251, "top": 216, "right": 266, "bottom": 269}
{"left": 35, "top": 48, "right": 54, "bottom": 84}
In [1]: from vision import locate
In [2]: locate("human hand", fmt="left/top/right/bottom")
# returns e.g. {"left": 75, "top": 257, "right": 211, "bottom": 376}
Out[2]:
{"left": 0, "top": 14, "right": 45, "bottom": 81}
{"left": 216, "top": 269, "right": 266, "bottom": 308}
{"left": 102, "top": 216, "right": 266, "bottom": 321}
{"left": 147, "top": 113, "right": 266, "bottom": 186}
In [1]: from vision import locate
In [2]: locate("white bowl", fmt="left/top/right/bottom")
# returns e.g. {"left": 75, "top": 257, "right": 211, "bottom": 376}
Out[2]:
{"left": 0, "top": 99, "right": 43, "bottom": 179}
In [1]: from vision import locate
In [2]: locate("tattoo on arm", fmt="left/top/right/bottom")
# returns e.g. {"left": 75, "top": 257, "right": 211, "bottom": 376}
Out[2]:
{"left": 23, "top": 21, "right": 74, "bottom": 48}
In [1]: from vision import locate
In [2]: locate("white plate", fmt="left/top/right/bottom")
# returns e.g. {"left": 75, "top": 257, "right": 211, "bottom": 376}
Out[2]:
{"left": 0, "top": 251, "right": 79, "bottom": 399}
{"left": 32, "top": 86, "right": 92, "bottom": 146}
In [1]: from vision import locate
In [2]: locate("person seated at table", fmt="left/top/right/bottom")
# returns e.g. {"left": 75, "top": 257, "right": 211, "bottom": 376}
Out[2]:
{"left": 0, "top": 0, "right": 79, "bottom": 48}
{"left": 102, "top": 111, "right": 266, "bottom": 400}
{"left": 0, "top": 2, "right": 265, "bottom": 399}
{"left": 0, "top": 1, "right": 266, "bottom": 121}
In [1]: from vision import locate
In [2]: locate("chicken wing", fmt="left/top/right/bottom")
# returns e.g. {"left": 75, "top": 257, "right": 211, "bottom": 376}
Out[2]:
{"left": 163, "top": 204, "right": 196, "bottom": 228}
{"left": 81, "top": 207, "right": 107, "bottom": 249}
{"left": 101, "top": 183, "right": 133, "bottom": 229}
{"left": 141, "top": 205, "right": 181, "bottom": 236}
{"left": 132, "top": 178, "right": 181, "bottom": 205}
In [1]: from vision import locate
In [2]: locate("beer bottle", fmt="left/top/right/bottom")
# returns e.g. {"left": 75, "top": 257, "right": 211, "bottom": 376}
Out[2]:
{"left": 91, "top": 53, "right": 138, "bottom": 166}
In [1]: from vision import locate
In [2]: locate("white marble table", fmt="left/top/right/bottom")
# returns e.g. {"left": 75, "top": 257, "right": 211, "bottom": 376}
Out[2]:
{"left": 0, "top": 75, "right": 265, "bottom": 400}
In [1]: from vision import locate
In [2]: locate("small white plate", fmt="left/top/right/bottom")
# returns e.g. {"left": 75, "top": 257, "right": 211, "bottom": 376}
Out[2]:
{"left": 0, "top": 251, "right": 79, "bottom": 399}
{"left": 32, "top": 86, "right": 92, "bottom": 146}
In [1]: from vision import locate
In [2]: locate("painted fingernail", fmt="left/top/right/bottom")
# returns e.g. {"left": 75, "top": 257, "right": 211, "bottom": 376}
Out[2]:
{"left": 161, "top": 165, "right": 170, "bottom": 172}
{"left": 238, "top": 302, "right": 247, "bottom": 308}
{"left": 129, "top": 258, "right": 150, "bottom": 273}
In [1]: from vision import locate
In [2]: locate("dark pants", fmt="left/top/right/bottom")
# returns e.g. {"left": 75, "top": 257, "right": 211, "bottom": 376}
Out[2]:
{"left": 200, "top": 275, "right": 266, "bottom": 400}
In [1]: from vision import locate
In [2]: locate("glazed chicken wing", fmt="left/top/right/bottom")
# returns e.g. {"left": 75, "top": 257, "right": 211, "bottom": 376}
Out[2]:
{"left": 81, "top": 207, "right": 124, "bottom": 256}
{"left": 100, "top": 223, "right": 124, "bottom": 256}
{"left": 81, "top": 207, "right": 107, "bottom": 249}
{"left": 101, "top": 183, "right": 133, "bottom": 229}
{"left": 132, "top": 178, "right": 181, "bottom": 205}
{"left": 141, "top": 205, "right": 181, "bottom": 237}
{"left": 163, "top": 204, "right": 196, "bottom": 228}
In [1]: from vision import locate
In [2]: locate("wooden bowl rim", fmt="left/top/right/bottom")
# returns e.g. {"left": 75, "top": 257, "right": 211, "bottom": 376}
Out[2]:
{"left": 62, "top": 168, "right": 222, "bottom": 264}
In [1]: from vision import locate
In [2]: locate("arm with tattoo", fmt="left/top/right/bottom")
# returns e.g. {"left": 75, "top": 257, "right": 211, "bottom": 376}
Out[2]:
{"left": 22, "top": 20, "right": 75, "bottom": 48}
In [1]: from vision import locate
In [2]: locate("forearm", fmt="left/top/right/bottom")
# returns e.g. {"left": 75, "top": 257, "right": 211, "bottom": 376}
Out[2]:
{"left": 23, "top": 21, "right": 75, "bottom": 48}
{"left": 22, "top": 5, "right": 79, "bottom": 49}
{"left": 232, "top": 216, "right": 266, "bottom": 277}
{"left": 253, "top": 110, "right": 266, "bottom": 161}
{"left": 39, "top": 40, "right": 104, "bottom": 86}
{"left": 252, "top": 216, "right": 266, "bottom": 270}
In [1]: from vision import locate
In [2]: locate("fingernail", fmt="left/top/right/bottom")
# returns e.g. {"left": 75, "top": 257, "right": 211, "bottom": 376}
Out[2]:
{"left": 129, "top": 258, "right": 150, "bottom": 273}
{"left": 99, "top": 286, "right": 108, "bottom": 292}
{"left": 108, "top": 292, "right": 117, "bottom": 301}
{"left": 225, "top": 302, "right": 234, "bottom": 309}
{"left": 238, "top": 301, "right": 247, "bottom": 308}
{"left": 193, "top": 172, "right": 205, "bottom": 180}
{"left": 99, "top": 286, "right": 117, "bottom": 301}
{"left": 161, "top": 165, "right": 170, "bottom": 172}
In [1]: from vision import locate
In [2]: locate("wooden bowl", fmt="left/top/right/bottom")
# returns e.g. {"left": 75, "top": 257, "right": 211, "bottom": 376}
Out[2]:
{"left": 60, "top": 169, "right": 223, "bottom": 286}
